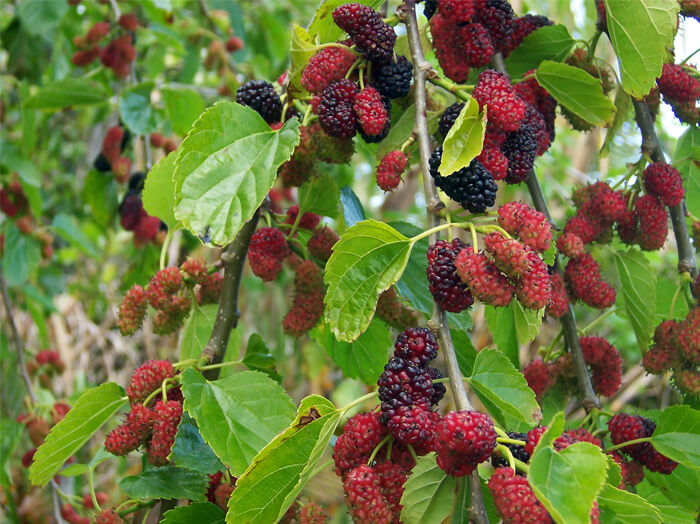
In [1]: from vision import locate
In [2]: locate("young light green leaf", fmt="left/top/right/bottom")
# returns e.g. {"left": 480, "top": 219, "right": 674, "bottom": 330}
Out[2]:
{"left": 614, "top": 248, "right": 656, "bottom": 351}
{"left": 29, "top": 383, "right": 128, "bottom": 486}
{"left": 400, "top": 453, "right": 457, "bottom": 524}
{"left": 604, "top": 0, "right": 679, "bottom": 98}
{"left": 312, "top": 319, "right": 391, "bottom": 385}
{"left": 324, "top": 219, "right": 412, "bottom": 341}
{"left": 650, "top": 405, "right": 700, "bottom": 470}
{"left": 161, "top": 86, "right": 205, "bottom": 136}
{"left": 466, "top": 348, "right": 540, "bottom": 427}
{"left": 513, "top": 300, "right": 544, "bottom": 344}
{"left": 226, "top": 396, "right": 340, "bottom": 523}
{"left": 597, "top": 483, "right": 662, "bottom": 523}
{"left": 120, "top": 466, "right": 208, "bottom": 501}
{"left": 162, "top": 502, "right": 225, "bottom": 524}
{"left": 535, "top": 61, "right": 615, "bottom": 126}
{"left": 529, "top": 442, "right": 608, "bottom": 524}
{"left": 120, "top": 81, "right": 157, "bottom": 135}
{"left": 288, "top": 24, "right": 317, "bottom": 95}
{"left": 142, "top": 152, "right": 181, "bottom": 231}
{"left": 601, "top": 87, "right": 633, "bottom": 156}
{"left": 673, "top": 126, "right": 700, "bottom": 217}
{"left": 25, "top": 77, "right": 110, "bottom": 110}
{"left": 174, "top": 102, "right": 300, "bottom": 246}
{"left": 181, "top": 369, "right": 296, "bottom": 476}
{"left": 298, "top": 173, "right": 340, "bottom": 218}
{"left": 505, "top": 25, "right": 575, "bottom": 79}
{"left": 169, "top": 414, "right": 224, "bottom": 476}
{"left": 439, "top": 96, "right": 485, "bottom": 176}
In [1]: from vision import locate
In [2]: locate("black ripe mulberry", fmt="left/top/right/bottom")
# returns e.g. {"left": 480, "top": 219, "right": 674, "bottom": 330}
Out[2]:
{"left": 501, "top": 125, "right": 537, "bottom": 184}
{"left": 235, "top": 80, "right": 283, "bottom": 124}
{"left": 373, "top": 55, "right": 413, "bottom": 99}
{"left": 426, "top": 238, "right": 474, "bottom": 312}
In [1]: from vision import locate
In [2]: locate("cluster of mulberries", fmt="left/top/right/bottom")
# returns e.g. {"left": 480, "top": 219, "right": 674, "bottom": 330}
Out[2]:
{"left": 375, "top": 287, "right": 420, "bottom": 330}
{"left": 119, "top": 173, "right": 166, "bottom": 247}
{"left": 608, "top": 413, "right": 678, "bottom": 474}
{"left": 430, "top": 1, "right": 551, "bottom": 82}
{"left": 524, "top": 336, "right": 622, "bottom": 399}
{"left": 656, "top": 62, "right": 700, "bottom": 125}
{"left": 283, "top": 260, "right": 326, "bottom": 337}
{"left": 643, "top": 310, "right": 700, "bottom": 396}
{"left": 71, "top": 16, "right": 138, "bottom": 78}
{"left": 105, "top": 360, "right": 183, "bottom": 466}
{"left": 452, "top": 202, "right": 553, "bottom": 310}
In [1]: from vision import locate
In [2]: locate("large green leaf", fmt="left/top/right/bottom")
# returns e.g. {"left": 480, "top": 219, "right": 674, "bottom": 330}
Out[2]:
{"left": 226, "top": 396, "right": 340, "bottom": 523}
{"left": 484, "top": 305, "right": 519, "bottom": 368}
{"left": 636, "top": 488, "right": 698, "bottom": 524}
{"left": 142, "top": 152, "right": 181, "bottom": 231}
{"left": 439, "top": 97, "right": 485, "bottom": 176}
{"left": 535, "top": 61, "right": 615, "bottom": 126}
{"left": 17, "top": 0, "right": 68, "bottom": 40}
{"left": 673, "top": 126, "right": 700, "bottom": 217}
{"left": 466, "top": 348, "right": 540, "bottom": 428}
{"left": 614, "top": 248, "right": 656, "bottom": 351}
{"left": 120, "top": 81, "right": 157, "bottom": 135}
{"left": 400, "top": 454, "right": 457, "bottom": 524}
{"left": 120, "top": 466, "right": 208, "bottom": 501}
{"left": 528, "top": 442, "right": 608, "bottom": 524}
{"left": 298, "top": 173, "right": 340, "bottom": 218}
{"left": 1, "top": 224, "right": 41, "bottom": 287}
{"left": 169, "top": 414, "right": 224, "bottom": 476}
{"left": 29, "top": 383, "right": 127, "bottom": 486}
{"left": 324, "top": 220, "right": 412, "bottom": 341}
{"left": 161, "top": 86, "right": 205, "bottom": 136}
{"left": 513, "top": 300, "right": 544, "bottom": 344}
{"left": 181, "top": 369, "right": 296, "bottom": 476}
{"left": 650, "top": 405, "right": 700, "bottom": 470}
{"left": 604, "top": 0, "right": 679, "bottom": 98}
{"left": 597, "top": 483, "right": 661, "bottom": 523}
{"left": 162, "top": 502, "right": 225, "bottom": 524}
{"left": 174, "top": 102, "right": 300, "bottom": 246}
{"left": 312, "top": 319, "right": 391, "bottom": 385}
{"left": 645, "top": 464, "right": 700, "bottom": 513}
{"left": 505, "top": 25, "right": 575, "bottom": 79}
{"left": 25, "top": 77, "right": 110, "bottom": 110}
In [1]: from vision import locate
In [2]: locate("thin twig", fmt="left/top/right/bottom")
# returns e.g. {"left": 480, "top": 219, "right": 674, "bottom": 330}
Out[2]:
{"left": 632, "top": 100, "right": 698, "bottom": 282}
{"left": 400, "top": 2, "right": 488, "bottom": 522}
{"left": 491, "top": 54, "right": 600, "bottom": 411}
{"left": 201, "top": 210, "right": 262, "bottom": 379}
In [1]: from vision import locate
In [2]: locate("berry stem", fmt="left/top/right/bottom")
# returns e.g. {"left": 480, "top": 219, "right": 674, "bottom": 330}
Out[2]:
{"left": 474, "top": 224, "right": 511, "bottom": 239}
{"left": 605, "top": 437, "right": 652, "bottom": 452}
{"left": 579, "top": 307, "right": 619, "bottom": 336}
{"left": 468, "top": 223, "right": 479, "bottom": 253}
{"left": 409, "top": 221, "right": 465, "bottom": 245}
{"left": 428, "top": 75, "right": 473, "bottom": 101}
{"left": 308, "top": 458, "right": 334, "bottom": 479}
{"left": 340, "top": 390, "right": 379, "bottom": 414}
{"left": 496, "top": 437, "right": 526, "bottom": 447}
{"left": 401, "top": 2, "right": 489, "bottom": 521}
{"left": 367, "top": 434, "right": 392, "bottom": 465}
{"left": 198, "top": 359, "right": 243, "bottom": 371}
{"left": 680, "top": 47, "right": 700, "bottom": 66}
{"left": 88, "top": 468, "right": 102, "bottom": 512}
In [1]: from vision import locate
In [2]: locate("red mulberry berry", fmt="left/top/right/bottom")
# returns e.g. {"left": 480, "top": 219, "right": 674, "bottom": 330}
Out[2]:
{"left": 72, "top": 46, "right": 100, "bottom": 66}
{"left": 118, "top": 12, "right": 139, "bottom": 31}
{"left": 546, "top": 272, "right": 570, "bottom": 318}
{"left": 642, "top": 344, "right": 680, "bottom": 374}
{"left": 248, "top": 227, "right": 289, "bottom": 282}
{"left": 298, "top": 502, "right": 327, "bottom": 524}
{"left": 460, "top": 23, "right": 495, "bottom": 68}
{"left": 523, "top": 359, "right": 555, "bottom": 397}
{"left": 376, "top": 287, "right": 419, "bottom": 330}
{"left": 505, "top": 14, "right": 552, "bottom": 55}
{"left": 437, "top": 0, "right": 476, "bottom": 22}
{"left": 308, "top": 226, "right": 339, "bottom": 261}
{"left": 354, "top": 86, "right": 389, "bottom": 137}
{"left": 557, "top": 232, "right": 584, "bottom": 259}
{"left": 635, "top": 195, "right": 668, "bottom": 251}
{"left": 100, "top": 35, "right": 136, "bottom": 78}
{"left": 105, "top": 424, "right": 141, "bottom": 456}
{"left": 455, "top": 249, "right": 514, "bottom": 307}
{"left": 426, "top": 238, "right": 474, "bottom": 313}
{"left": 302, "top": 45, "right": 357, "bottom": 94}
{"left": 435, "top": 410, "right": 497, "bottom": 477}
{"left": 102, "top": 126, "right": 125, "bottom": 165}
{"left": 376, "top": 150, "right": 407, "bottom": 191}
{"left": 146, "top": 267, "right": 183, "bottom": 309}
{"left": 317, "top": 79, "right": 359, "bottom": 139}
{"left": 196, "top": 272, "right": 223, "bottom": 305}
{"left": 514, "top": 250, "right": 551, "bottom": 310}
{"left": 489, "top": 467, "right": 553, "bottom": 524}
{"left": 343, "top": 465, "right": 393, "bottom": 524}
{"left": 86, "top": 21, "right": 111, "bottom": 45}
{"left": 598, "top": 190, "right": 627, "bottom": 224}
{"left": 474, "top": 0, "right": 516, "bottom": 52}
{"left": 126, "top": 360, "right": 175, "bottom": 404}
{"left": 118, "top": 284, "right": 147, "bottom": 336}
{"left": 334, "top": 411, "right": 389, "bottom": 478}
{"left": 564, "top": 254, "right": 616, "bottom": 309}
{"left": 374, "top": 461, "right": 407, "bottom": 517}
{"left": 657, "top": 63, "right": 700, "bottom": 103}
{"left": 332, "top": 4, "right": 396, "bottom": 64}
{"left": 497, "top": 202, "right": 552, "bottom": 253}
{"left": 643, "top": 162, "right": 684, "bottom": 207}
{"left": 483, "top": 232, "right": 530, "bottom": 278}
{"left": 675, "top": 368, "right": 700, "bottom": 395}
{"left": 429, "top": 13, "right": 471, "bottom": 82}
{"left": 477, "top": 147, "right": 509, "bottom": 181}
{"left": 393, "top": 327, "right": 439, "bottom": 365}
{"left": 473, "top": 70, "right": 526, "bottom": 132}
{"left": 286, "top": 205, "right": 321, "bottom": 230}
{"left": 147, "top": 400, "right": 182, "bottom": 466}
{"left": 677, "top": 307, "right": 700, "bottom": 364}
{"left": 580, "top": 336, "right": 622, "bottom": 397}
{"left": 180, "top": 257, "right": 208, "bottom": 285}
{"left": 282, "top": 260, "right": 325, "bottom": 337}
{"left": 96, "top": 509, "right": 125, "bottom": 524}
{"left": 386, "top": 404, "right": 439, "bottom": 454}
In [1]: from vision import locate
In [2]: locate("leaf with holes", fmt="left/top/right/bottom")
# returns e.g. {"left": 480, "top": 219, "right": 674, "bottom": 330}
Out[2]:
{"left": 29, "top": 383, "right": 127, "bottom": 486}
{"left": 324, "top": 220, "right": 412, "bottom": 341}
{"left": 174, "top": 102, "right": 300, "bottom": 246}
{"left": 439, "top": 96, "right": 485, "bottom": 176}
{"left": 181, "top": 369, "right": 296, "bottom": 476}
{"left": 604, "top": 0, "right": 678, "bottom": 98}
{"left": 536, "top": 61, "right": 615, "bottom": 126}
{"left": 400, "top": 453, "right": 458, "bottom": 524}
{"left": 614, "top": 248, "right": 656, "bottom": 351}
